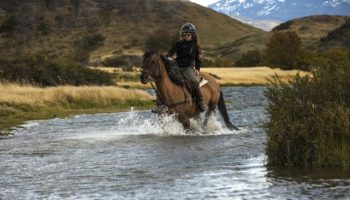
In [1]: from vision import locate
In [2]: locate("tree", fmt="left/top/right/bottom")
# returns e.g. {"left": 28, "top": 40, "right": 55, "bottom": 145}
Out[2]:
{"left": 265, "top": 31, "right": 302, "bottom": 70}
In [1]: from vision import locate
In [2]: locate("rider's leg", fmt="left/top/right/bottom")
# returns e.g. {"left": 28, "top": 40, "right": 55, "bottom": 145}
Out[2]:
{"left": 181, "top": 67, "right": 207, "bottom": 112}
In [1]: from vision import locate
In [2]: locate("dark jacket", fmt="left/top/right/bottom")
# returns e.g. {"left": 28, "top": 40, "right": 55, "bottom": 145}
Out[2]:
{"left": 166, "top": 40, "right": 201, "bottom": 71}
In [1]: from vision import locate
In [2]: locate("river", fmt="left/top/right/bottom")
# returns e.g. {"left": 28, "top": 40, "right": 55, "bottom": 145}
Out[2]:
{"left": 0, "top": 87, "right": 349, "bottom": 199}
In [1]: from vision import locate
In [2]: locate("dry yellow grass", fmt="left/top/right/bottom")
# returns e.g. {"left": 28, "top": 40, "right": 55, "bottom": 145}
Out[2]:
{"left": 92, "top": 66, "right": 310, "bottom": 86}
{"left": 0, "top": 82, "right": 155, "bottom": 133}
{"left": 201, "top": 67, "right": 311, "bottom": 85}
{"left": 0, "top": 82, "right": 153, "bottom": 107}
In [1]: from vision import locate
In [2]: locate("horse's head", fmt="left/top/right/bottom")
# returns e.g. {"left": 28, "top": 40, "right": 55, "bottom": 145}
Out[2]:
{"left": 140, "top": 48, "right": 161, "bottom": 84}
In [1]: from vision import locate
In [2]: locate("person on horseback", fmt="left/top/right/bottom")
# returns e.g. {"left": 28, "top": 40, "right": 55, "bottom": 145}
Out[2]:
{"left": 166, "top": 23, "right": 207, "bottom": 112}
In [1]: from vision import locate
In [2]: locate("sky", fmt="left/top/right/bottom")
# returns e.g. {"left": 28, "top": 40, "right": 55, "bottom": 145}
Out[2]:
{"left": 189, "top": 0, "right": 218, "bottom": 6}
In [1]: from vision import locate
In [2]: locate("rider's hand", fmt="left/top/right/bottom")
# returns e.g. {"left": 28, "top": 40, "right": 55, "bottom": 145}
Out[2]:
{"left": 194, "top": 69, "right": 200, "bottom": 76}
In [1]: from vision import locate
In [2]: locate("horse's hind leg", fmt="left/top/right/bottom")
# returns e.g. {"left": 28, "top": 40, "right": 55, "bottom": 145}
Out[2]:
{"left": 178, "top": 114, "right": 190, "bottom": 130}
{"left": 203, "top": 104, "right": 215, "bottom": 128}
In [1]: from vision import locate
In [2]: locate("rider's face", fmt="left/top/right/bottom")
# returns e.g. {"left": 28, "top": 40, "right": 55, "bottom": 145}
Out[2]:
{"left": 182, "top": 33, "right": 192, "bottom": 41}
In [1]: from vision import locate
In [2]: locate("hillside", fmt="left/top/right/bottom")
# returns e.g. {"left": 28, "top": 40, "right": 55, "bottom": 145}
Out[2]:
{"left": 205, "top": 33, "right": 270, "bottom": 62}
{"left": 320, "top": 19, "right": 350, "bottom": 48}
{"left": 0, "top": 0, "right": 264, "bottom": 64}
{"left": 272, "top": 15, "right": 350, "bottom": 50}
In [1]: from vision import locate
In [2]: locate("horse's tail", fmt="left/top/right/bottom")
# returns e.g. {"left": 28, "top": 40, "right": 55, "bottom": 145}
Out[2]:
{"left": 218, "top": 90, "right": 239, "bottom": 130}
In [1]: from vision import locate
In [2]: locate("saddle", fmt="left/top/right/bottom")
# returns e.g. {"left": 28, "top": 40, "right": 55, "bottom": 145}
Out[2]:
{"left": 160, "top": 55, "right": 208, "bottom": 98}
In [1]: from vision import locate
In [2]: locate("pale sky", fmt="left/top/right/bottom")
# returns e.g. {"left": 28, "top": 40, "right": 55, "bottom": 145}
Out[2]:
{"left": 189, "top": 0, "right": 218, "bottom": 6}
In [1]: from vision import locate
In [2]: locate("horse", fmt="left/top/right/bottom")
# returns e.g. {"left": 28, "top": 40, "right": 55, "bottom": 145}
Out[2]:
{"left": 140, "top": 49, "right": 239, "bottom": 131}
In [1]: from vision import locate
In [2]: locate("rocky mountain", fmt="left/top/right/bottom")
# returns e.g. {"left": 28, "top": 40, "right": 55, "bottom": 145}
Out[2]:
{"left": 209, "top": 0, "right": 350, "bottom": 29}
{"left": 0, "top": 0, "right": 264, "bottom": 63}
{"left": 209, "top": 0, "right": 350, "bottom": 21}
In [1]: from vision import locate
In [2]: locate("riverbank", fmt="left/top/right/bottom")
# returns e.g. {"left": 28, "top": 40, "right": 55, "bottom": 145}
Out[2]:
{"left": 0, "top": 83, "right": 154, "bottom": 134}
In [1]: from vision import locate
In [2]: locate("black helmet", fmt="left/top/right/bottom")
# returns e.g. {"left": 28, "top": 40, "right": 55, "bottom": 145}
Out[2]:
{"left": 181, "top": 23, "right": 196, "bottom": 33}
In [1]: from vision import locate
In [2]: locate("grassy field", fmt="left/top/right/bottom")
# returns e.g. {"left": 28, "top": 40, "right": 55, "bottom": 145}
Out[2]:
{"left": 96, "top": 66, "right": 311, "bottom": 87}
{"left": 201, "top": 67, "right": 311, "bottom": 85}
{"left": 0, "top": 82, "right": 154, "bottom": 134}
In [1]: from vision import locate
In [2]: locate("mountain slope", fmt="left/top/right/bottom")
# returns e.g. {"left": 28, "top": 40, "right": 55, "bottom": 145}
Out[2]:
{"left": 272, "top": 15, "right": 350, "bottom": 50}
{"left": 320, "top": 19, "right": 350, "bottom": 48}
{"left": 0, "top": 0, "right": 264, "bottom": 62}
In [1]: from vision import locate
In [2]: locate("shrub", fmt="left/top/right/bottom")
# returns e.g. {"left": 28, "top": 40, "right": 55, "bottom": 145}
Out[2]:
{"left": 235, "top": 49, "right": 262, "bottom": 67}
{"left": 102, "top": 55, "right": 141, "bottom": 71}
{"left": 0, "top": 16, "right": 19, "bottom": 35}
{"left": 74, "top": 33, "right": 105, "bottom": 64}
{"left": 37, "top": 21, "right": 51, "bottom": 35}
{"left": 265, "top": 57, "right": 350, "bottom": 168}
{"left": 0, "top": 54, "right": 113, "bottom": 86}
{"left": 102, "top": 56, "right": 128, "bottom": 67}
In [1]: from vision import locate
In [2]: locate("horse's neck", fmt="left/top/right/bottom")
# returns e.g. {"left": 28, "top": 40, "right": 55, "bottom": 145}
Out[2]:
{"left": 156, "top": 60, "right": 184, "bottom": 103}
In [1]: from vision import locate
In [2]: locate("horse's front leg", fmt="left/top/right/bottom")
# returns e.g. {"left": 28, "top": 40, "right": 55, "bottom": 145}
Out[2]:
{"left": 203, "top": 110, "right": 211, "bottom": 127}
{"left": 178, "top": 114, "right": 190, "bottom": 130}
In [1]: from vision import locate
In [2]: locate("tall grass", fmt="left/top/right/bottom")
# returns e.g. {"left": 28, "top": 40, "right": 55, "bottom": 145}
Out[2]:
{"left": 265, "top": 59, "right": 350, "bottom": 168}
{"left": 0, "top": 82, "right": 152, "bottom": 108}
{"left": 0, "top": 82, "right": 153, "bottom": 132}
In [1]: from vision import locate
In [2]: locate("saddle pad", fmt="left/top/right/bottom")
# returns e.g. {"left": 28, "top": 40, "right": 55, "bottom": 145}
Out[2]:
{"left": 199, "top": 78, "right": 208, "bottom": 87}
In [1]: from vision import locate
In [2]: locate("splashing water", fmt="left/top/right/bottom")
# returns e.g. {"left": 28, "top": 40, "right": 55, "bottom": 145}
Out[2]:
{"left": 113, "top": 110, "right": 244, "bottom": 136}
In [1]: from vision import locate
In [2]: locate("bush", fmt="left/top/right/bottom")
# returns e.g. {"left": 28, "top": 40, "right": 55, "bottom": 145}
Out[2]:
{"left": 235, "top": 49, "right": 262, "bottom": 67}
{"left": 0, "top": 16, "right": 19, "bottom": 35}
{"left": 102, "top": 56, "right": 128, "bottom": 67}
{"left": 37, "top": 21, "right": 51, "bottom": 35}
{"left": 74, "top": 33, "right": 105, "bottom": 64}
{"left": 265, "top": 31, "right": 304, "bottom": 70}
{"left": 102, "top": 55, "right": 141, "bottom": 71}
{"left": 0, "top": 54, "right": 113, "bottom": 86}
{"left": 265, "top": 57, "right": 350, "bottom": 168}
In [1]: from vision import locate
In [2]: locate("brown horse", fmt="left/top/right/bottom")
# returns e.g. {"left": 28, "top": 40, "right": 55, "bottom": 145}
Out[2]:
{"left": 140, "top": 49, "right": 238, "bottom": 131}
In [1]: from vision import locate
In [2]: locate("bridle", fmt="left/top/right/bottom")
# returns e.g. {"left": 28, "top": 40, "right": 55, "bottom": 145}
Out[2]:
{"left": 141, "top": 54, "right": 162, "bottom": 83}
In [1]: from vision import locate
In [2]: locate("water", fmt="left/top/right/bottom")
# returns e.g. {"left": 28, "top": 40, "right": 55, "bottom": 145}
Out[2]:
{"left": 0, "top": 87, "right": 349, "bottom": 200}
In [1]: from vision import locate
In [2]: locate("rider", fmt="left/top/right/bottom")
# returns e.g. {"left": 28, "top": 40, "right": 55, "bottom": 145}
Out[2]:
{"left": 166, "top": 23, "right": 207, "bottom": 112}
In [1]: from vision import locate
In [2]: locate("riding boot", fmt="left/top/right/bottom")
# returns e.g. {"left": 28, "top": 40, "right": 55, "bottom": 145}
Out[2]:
{"left": 194, "top": 87, "right": 207, "bottom": 112}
